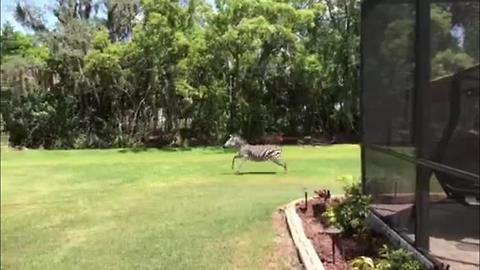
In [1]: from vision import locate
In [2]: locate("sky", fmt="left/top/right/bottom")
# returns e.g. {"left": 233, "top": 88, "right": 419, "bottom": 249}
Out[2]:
{"left": 1, "top": 0, "right": 56, "bottom": 32}
{"left": 451, "top": 24, "right": 465, "bottom": 48}
{"left": 1, "top": 0, "right": 217, "bottom": 33}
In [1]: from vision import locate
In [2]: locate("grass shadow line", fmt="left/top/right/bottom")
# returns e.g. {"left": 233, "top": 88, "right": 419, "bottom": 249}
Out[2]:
{"left": 220, "top": 171, "right": 278, "bottom": 175}
{"left": 118, "top": 147, "right": 194, "bottom": 153}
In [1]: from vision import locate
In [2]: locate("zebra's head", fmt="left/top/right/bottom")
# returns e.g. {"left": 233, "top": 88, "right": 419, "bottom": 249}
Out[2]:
{"left": 223, "top": 134, "right": 246, "bottom": 148}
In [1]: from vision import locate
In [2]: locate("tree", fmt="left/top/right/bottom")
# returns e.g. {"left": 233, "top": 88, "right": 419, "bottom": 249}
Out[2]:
{"left": 3, "top": 0, "right": 373, "bottom": 148}
{"left": 1, "top": 23, "right": 49, "bottom": 98}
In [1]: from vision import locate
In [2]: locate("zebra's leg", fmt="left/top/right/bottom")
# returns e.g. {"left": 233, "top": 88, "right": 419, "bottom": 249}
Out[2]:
{"left": 232, "top": 154, "right": 242, "bottom": 170}
{"left": 271, "top": 159, "right": 287, "bottom": 173}
{"left": 236, "top": 158, "right": 247, "bottom": 174}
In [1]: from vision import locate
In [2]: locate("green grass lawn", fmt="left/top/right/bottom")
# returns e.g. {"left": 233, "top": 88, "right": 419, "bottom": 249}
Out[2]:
{"left": 1, "top": 145, "right": 360, "bottom": 270}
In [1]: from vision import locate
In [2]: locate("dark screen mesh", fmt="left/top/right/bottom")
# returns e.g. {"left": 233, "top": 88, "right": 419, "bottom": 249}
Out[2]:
{"left": 362, "top": 1, "right": 416, "bottom": 156}
{"left": 426, "top": 2, "right": 479, "bottom": 207}
{"left": 428, "top": 68, "right": 479, "bottom": 175}
{"left": 364, "top": 148, "right": 416, "bottom": 242}
{"left": 362, "top": 0, "right": 479, "bottom": 267}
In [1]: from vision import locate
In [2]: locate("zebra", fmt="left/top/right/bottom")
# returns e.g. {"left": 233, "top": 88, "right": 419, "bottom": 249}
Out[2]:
{"left": 223, "top": 134, "right": 287, "bottom": 174}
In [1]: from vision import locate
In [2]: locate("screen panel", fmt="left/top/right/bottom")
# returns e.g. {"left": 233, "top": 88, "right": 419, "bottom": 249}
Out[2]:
{"left": 364, "top": 147, "right": 416, "bottom": 243}
{"left": 362, "top": 0, "right": 416, "bottom": 157}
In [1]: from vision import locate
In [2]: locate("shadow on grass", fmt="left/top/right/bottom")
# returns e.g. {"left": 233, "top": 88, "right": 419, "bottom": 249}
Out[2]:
{"left": 117, "top": 147, "right": 193, "bottom": 153}
{"left": 116, "top": 146, "right": 238, "bottom": 154}
{"left": 221, "top": 171, "right": 278, "bottom": 175}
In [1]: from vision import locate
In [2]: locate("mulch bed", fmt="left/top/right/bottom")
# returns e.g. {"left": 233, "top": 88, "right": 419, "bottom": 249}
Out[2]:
{"left": 295, "top": 196, "right": 388, "bottom": 270}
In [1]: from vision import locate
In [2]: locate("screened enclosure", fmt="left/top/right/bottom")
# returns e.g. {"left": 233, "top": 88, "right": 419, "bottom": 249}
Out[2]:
{"left": 360, "top": 0, "right": 479, "bottom": 269}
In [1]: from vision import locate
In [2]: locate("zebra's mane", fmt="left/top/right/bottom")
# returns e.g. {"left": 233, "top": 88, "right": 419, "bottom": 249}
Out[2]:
{"left": 232, "top": 134, "right": 248, "bottom": 146}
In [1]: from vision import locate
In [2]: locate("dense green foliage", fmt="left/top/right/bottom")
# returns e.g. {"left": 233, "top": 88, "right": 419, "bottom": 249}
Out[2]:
{"left": 1, "top": 144, "right": 360, "bottom": 269}
{"left": 322, "top": 181, "right": 371, "bottom": 236}
{"left": 1, "top": 0, "right": 360, "bottom": 148}
{"left": 0, "top": 22, "right": 49, "bottom": 102}
{"left": 1, "top": 0, "right": 477, "bottom": 148}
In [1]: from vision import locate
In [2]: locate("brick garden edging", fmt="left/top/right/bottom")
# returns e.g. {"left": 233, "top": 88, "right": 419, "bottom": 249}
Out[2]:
{"left": 279, "top": 196, "right": 436, "bottom": 270}
{"left": 279, "top": 198, "right": 325, "bottom": 270}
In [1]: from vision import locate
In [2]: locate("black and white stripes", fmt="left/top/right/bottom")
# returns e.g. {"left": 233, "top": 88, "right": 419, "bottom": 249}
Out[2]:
{"left": 223, "top": 134, "right": 287, "bottom": 173}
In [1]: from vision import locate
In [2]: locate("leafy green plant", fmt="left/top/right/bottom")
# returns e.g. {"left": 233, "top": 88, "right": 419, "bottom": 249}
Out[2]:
{"left": 376, "top": 245, "right": 423, "bottom": 270}
{"left": 351, "top": 256, "right": 377, "bottom": 270}
{"left": 322, "top": 182, "right": 371, "bottom": 236}
{"left": 351, "top": 246, "right": 423, "bottom": 270}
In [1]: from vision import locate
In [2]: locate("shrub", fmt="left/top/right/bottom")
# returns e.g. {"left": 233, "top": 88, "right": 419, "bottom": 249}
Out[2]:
{"left": 72, "top": 133, "right": 111, "bottom": 149}
{"left": 0, "top": 114, "right": 5, "bottom": 133}
{"left": 3, "top": 92, "right": 81, "bottom": 149}
{"left": 73, "top": 134, "right": 89, "bottom": 149}
{"left": 376, "top": 245, "right": 423, "bottom": 270}
{"left": 112, "top": 134, "right": 139, "bottom": 148}
{"left": 351, "top": 256, "right": 377, "bottom": 270}
{"left": 5, "top": 92, "right": 57, "bottom": 148}
{"left": 351, "top": 246, "right": 423, "bottom": 270}
{"left": 322, "top": 182, "right": 371, "bottom": 236}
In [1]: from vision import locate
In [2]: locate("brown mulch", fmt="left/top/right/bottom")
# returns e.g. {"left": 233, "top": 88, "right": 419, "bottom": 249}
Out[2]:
{"left": 295, "top": 197, "right": 387, "bottom": 270}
